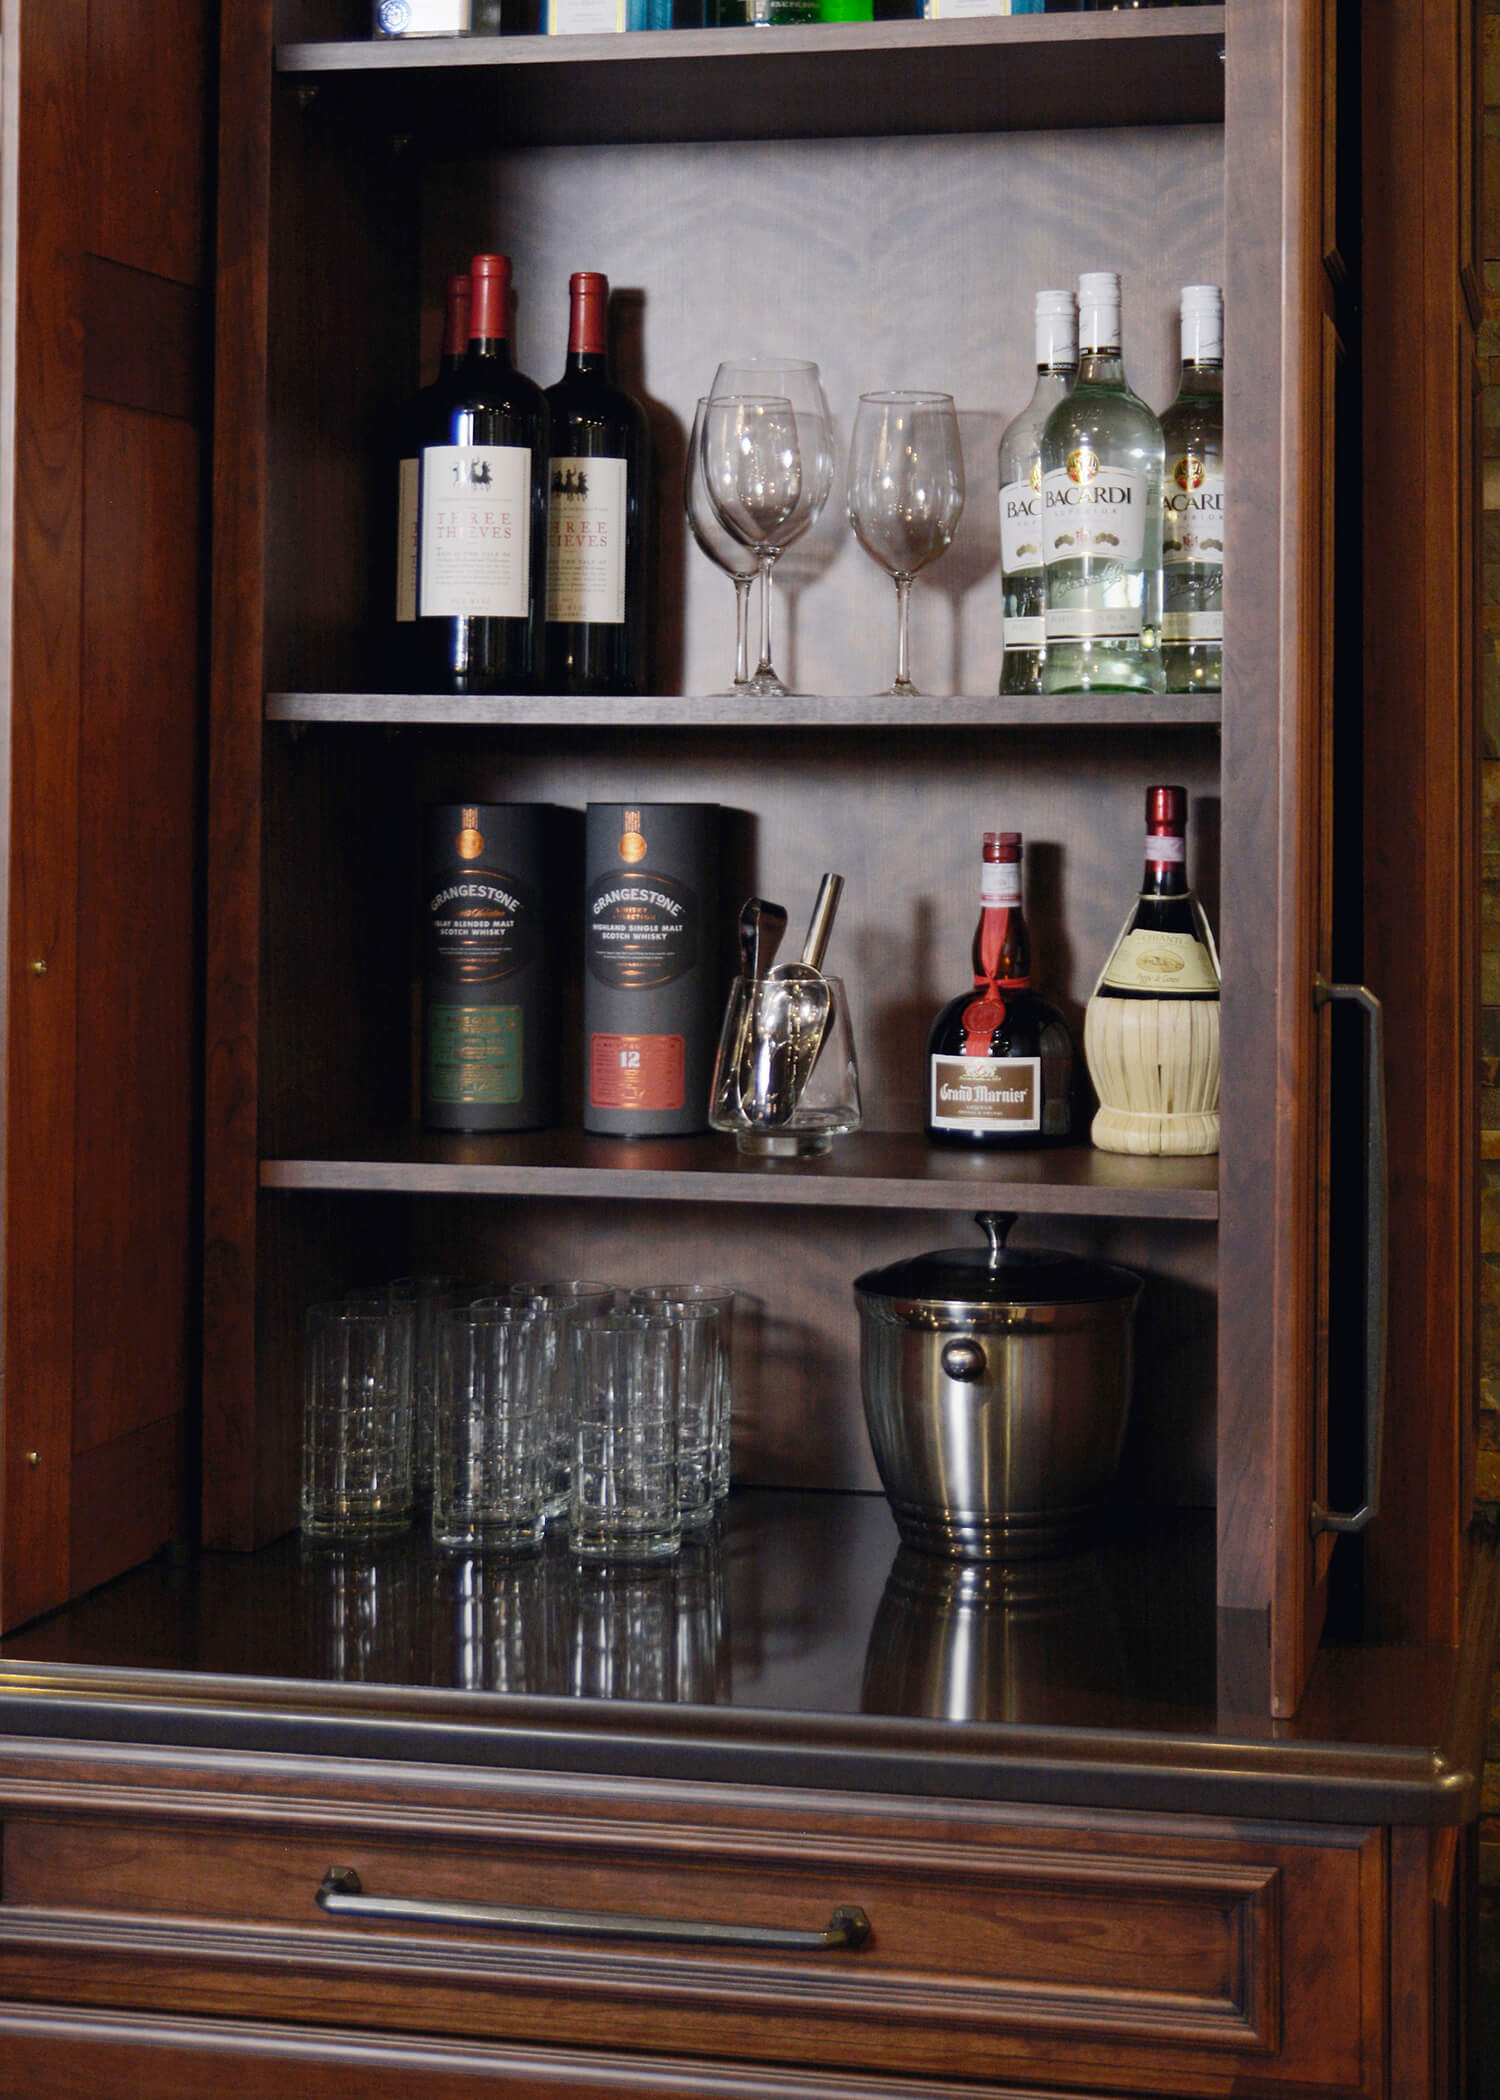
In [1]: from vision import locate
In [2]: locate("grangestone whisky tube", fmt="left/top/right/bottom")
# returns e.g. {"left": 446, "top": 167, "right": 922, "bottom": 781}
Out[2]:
{"left": 421, "top": 802, "right": 558, "bottom": 1132}
{"left": 584, "top": 801, "right": 720, "bottom": 1136}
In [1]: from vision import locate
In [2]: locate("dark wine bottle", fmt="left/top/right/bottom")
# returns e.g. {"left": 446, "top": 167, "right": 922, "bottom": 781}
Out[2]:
{"left": 544, "top": 271, "right": 651, "bottom": 696}
{"left": 924, "top": 831, "right": 1077, "bottom": 1148}
{"left": 1091, "top": 784, "right": 1219, "bottom": 1002}
{"left": 415, "top": 252, "right": 549, "bottom": 694}
{"left": 395, "top": 270, "right": 469, "bottom": 648}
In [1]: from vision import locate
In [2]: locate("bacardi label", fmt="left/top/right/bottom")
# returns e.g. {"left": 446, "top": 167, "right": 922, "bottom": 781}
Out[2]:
{"left": 929, "top": 1055, "right": 1042, "bottom": 1134}
{"left": 999, "top": 470, "right": 1044, "bottom": 576}
{"left": 1162, "top": 460, "right": 1225, "bottom": 570}
{"left": 547, "top": 455, "right": 628, "bottom": 624}
{"left": 419, "top": 443, "right": 532, "bottom": 619}
{"left": 1042, "top": 455, "right": 1147, "bottom": 564}
{"left": 1099, "top": 929, "right": 1218, "bottom": 995}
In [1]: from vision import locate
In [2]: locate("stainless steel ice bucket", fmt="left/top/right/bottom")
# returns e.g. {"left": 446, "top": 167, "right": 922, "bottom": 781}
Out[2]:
{"left": 853, "top": 1212, "right": 1142, "bottom": 1561}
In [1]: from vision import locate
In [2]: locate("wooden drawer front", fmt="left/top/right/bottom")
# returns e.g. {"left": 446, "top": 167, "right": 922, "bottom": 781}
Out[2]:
{"left": 0, "top": 1807, "right": 1380, "bottom": 2096}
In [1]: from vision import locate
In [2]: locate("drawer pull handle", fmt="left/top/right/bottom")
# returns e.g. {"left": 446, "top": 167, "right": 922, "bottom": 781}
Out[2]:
{"left": 317, "top": 1865, "right": 871, "bottom": 1953}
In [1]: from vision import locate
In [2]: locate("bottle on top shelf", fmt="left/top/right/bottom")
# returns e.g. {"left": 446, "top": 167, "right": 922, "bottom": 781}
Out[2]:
{"left": 544, "top": 271, "right": 652, "bottom": 697}
{"left": 1083, "top": 783, "right": 1219, "bottom": 1156}
{"left": 394, "top": 270, "right": 469, "bottom": 660}
{"left": 1160, "top": 282, "right": 1224, "bottom": 694}
{"left": 925, "top": 831, "right": 1077, "bottom": 1148}
{"left": 415, "top": 252, "right": 549, "bottom": 695}
{"left": 998, "top": 287, "right": 1077, "bottom": 696}
{"left": 1039, "top": 270, "right": 1164, "bottom": 695}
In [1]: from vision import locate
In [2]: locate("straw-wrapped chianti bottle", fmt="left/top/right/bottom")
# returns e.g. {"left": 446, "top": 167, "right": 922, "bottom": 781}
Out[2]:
{"left": 1084, "top": 784, "right": 1219, "bottom": 1155}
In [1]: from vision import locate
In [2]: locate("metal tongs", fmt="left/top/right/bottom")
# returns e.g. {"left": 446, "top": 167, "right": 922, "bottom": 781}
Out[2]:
{"left": 740, "top": 873, "right": 844, "bottom": 1128}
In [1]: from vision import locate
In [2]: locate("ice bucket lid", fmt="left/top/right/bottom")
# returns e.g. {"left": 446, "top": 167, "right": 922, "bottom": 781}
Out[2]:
{"left": 854, "top": 1212, "right": 1142, "bottom": 1309}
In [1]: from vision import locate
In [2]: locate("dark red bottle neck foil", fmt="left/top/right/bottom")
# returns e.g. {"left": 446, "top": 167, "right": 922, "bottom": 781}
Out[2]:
{"left": 469, "top": 254, "right": 511, "bottom": 344}
{"left": 568, "top": 271, "right": 609, "bottom": 357}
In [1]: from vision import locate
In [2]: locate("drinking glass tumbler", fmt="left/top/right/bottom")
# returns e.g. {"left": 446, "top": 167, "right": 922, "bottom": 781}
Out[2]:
{"left": 431, "top": 1301, "right": 546, "bottom": 1553}
{"left": 569, "top": 1311, "right": 681, "bottom": 1561}
{"left": 386, "top": 1272, "right": 457, "bottom": 1511}
{"left": 300, "top": 1299, "right": 416, "bottom": 1538}
{"left": 485, "top": 1281, "right": 619, "bottom": 1526}
{"left": 629, "top": 1286, "right": 734, "bottom": 1515}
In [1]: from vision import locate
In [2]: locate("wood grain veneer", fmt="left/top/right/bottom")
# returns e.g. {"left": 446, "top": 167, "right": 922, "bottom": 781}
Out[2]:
{"left": 1359, "top": 0, "right": 1476, "bottom": 1651}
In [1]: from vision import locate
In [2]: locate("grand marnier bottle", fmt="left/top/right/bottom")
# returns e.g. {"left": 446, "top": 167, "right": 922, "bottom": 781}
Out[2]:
{"left": 925, "top": 830, "right": 1077, "bottom": 1148}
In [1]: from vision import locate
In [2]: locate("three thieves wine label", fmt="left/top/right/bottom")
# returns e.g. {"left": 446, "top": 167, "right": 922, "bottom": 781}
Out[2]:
{"left": 584, "top": 802, "right": 719, "bottom": 1137}
{"left": 422, "top": 803, "right": 557, "bottom": 1132}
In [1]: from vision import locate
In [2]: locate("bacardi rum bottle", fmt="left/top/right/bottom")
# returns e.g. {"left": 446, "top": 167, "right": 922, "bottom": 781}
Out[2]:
{"left": 925, "top": 831, "right": 1077, "bottom": 1148}
{"left": 998, "top": 288, "right": 1076, "bottom": 696}
{"left": 1040, "top": 270, "right": 1164, "bottom": 695}
{"left": 1160, "top": 283, "right": 1224, "bottom": 693}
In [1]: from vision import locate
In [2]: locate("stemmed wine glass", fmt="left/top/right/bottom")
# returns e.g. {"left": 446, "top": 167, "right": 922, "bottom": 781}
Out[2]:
{"left": 685, "top": 397, "right": 761, "bottom": 694}
{"left": 846, "top": 389, "right": 965, "bottom": 698}
{"left": 699, "top": 394, "right": 803, "bottom": 699}
{"left": 706, "top": 357, "right": 833, "bottom": 698}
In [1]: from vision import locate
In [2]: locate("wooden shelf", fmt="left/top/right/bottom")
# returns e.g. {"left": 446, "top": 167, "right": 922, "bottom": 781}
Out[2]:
{"left": 259, "top": 1127, "right": 1218, "bottom": 1217}
{"left": 275, "top": 9, "right": 1227, "bottom": 148}
{"left": 266, "top": 690, "right": 1224, "bottom": 730}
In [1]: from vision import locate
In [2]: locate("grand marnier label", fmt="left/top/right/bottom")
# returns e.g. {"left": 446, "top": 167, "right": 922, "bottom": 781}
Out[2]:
{"left": 1099, "top": 928, "right": 1218, "bottom": 994}
{"left": 929, "top": 1055, "right": 1041, "bottom": 1134}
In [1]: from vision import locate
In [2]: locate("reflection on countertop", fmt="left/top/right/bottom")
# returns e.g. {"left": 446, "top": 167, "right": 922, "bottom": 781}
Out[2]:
{"left": 1, "top": 1489, "right": 1230, "bottom": 1732}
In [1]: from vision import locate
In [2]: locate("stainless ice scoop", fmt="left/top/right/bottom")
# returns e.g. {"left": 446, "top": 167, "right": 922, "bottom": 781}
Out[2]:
{"left": 743, "top": 874, "right": 844, "bottom": 1128}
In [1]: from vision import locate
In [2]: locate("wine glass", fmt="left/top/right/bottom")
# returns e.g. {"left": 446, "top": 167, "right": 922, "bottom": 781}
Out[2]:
{"left": 699, "top": 394, "right": 803, "bottom": 699}
{"left": 685, "top": 398, "right": 760, "bottom": 694}
{"left": 846, "top": 389, "right": 965, "bottom": 698}
{"left": 707, "top": 358, "right": 834, "bottom": 697}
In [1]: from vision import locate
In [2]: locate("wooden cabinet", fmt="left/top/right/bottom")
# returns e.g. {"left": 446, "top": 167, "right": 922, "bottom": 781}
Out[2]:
{"left": 0, "top": 1750, "right": 1388, "bottom": 2094}
{"left": 202, "top": 0, "right": 1352, "bottom": 1718}
{"left": 0, "top": 0, "right": 1491, "bottom": 2091}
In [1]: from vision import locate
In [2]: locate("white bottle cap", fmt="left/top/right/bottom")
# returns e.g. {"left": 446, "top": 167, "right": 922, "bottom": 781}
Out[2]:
{"left": 1076, "top": 270, "right": 1122, "bottom": 353}
{"left": 1033, "top": 287, "right": 1077, "bottom": 369}
{"left": 1180, "top": 283, "right": 1223, "bottom": 363}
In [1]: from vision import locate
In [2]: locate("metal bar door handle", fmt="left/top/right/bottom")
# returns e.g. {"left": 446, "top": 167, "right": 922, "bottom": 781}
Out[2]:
{"left": 1310, "top": 975, "right": 1388, "bottom": 1536}
{"left": 316, "top": 1866, "right": 872, "bottom": 1953}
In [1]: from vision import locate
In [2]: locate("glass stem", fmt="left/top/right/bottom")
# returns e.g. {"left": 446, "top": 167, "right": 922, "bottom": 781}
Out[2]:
{"left": 733, "top": 575, "right": 753, "bottom": 688}
{"left": 757, "top": 554, "right": 779, "bottom": 681}
{"left": 893, "top": 574, "right": 913, "bottom": 692}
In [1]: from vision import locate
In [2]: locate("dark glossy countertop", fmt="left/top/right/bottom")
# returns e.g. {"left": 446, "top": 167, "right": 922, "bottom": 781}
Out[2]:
{"left": 0, "top": 1492, "right": 1494, "bottom": 1827}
